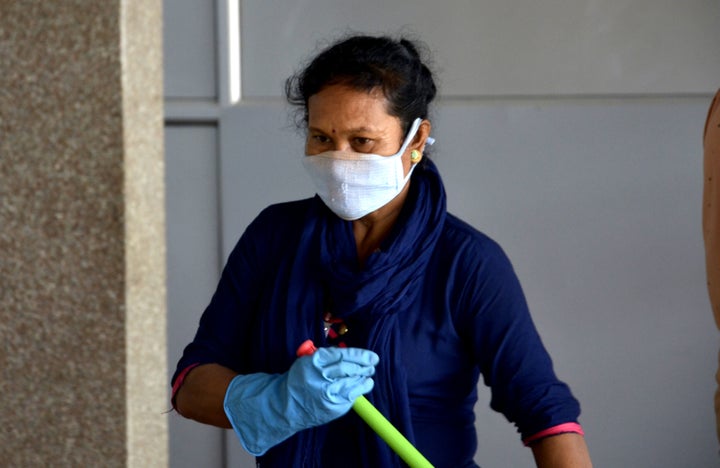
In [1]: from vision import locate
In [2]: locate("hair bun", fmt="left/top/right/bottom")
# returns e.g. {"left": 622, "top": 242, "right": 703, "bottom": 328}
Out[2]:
{"left": 285, "top": 34, "right": 438, "bottom": 130}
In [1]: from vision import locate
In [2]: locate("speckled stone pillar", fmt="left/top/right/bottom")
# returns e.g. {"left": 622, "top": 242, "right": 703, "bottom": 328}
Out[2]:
{"left": 0, "top": 1, "right": 167, "bottom": 467}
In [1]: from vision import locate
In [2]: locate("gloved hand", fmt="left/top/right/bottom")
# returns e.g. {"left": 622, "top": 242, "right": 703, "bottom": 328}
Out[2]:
{"left": 224, "top": 347, "right": 379, "bottom": 456}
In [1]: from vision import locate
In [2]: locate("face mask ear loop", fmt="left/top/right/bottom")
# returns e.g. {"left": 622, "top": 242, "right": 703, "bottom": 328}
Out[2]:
{"left": 397, "top": 118, "right": 423, "bottom": 157}
{"left": 394, "top": 118, "right": 424, "bottom": 188}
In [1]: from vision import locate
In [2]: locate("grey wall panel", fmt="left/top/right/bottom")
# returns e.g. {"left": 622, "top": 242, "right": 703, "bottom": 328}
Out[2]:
{"left": 219, "top": 96, "right": 717, "bottom": 467}
{"left": 240, "top": 0, "right": 720, "bottom": 97}
{"left": 219, "top": 104, "right": 307, "bottom": 255}
{"left": 165, "top": 125, "right": 224, "bottom": 468}
{"left": 163, "top": 0, "right": 217, "bottom": 99}
{"left": 435, "top": 97, "right": 716, "bottom": 467}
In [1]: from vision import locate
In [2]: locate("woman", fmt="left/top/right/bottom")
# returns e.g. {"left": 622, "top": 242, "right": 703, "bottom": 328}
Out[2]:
{"left": 172, "top": 35, "right": 592, "bottom": 467}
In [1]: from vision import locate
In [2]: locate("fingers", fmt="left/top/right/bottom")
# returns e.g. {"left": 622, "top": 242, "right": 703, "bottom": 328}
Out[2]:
{"left": 324, "top": 376, "right": 375, "bottom": 404}
{"left": 336, "top": 347, "right": 380, "bottom": 366}
{"left": 313, "top": 347, "right": 379, "bottom": 380}
{"left": 321, "top": 360, "right": 377, "bottom": 379}
{"left": 345, "top": 376, "right": 375, "bottom": 401}
{"left": 313, "top": 347, "right": 380, "bottom": 367}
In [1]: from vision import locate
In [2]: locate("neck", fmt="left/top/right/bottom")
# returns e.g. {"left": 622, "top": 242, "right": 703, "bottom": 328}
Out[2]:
{"left": 352, "top": 183, "right": 410, "bottom": 265}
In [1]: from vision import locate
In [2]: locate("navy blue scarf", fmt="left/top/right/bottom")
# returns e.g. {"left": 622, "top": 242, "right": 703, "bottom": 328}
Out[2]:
{"left": 255, "top": 159, "right": 447, "bottom": 467}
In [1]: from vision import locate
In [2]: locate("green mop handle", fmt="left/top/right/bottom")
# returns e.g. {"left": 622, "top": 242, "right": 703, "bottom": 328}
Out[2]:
{"left": 296, "top": 340, "right": 434, "bottom": 468}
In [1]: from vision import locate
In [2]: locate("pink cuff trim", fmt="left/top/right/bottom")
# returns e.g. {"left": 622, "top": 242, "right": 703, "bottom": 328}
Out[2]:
{"left": 523, "top": 422, "right": 584, "bottom": 446}
{"left": 171, "top": 363, "right": 200, "bottom": 410}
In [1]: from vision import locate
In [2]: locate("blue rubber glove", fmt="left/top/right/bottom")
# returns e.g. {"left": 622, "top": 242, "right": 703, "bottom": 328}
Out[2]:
{"left": 223, "top": 347, "right": 379, "bottom": 456}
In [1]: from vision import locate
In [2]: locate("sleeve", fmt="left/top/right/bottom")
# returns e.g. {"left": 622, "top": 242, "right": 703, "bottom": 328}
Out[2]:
{"left": 170, "top": 207, "right": 280, "bottom": 387}
{"left": 454, "top": 238, "right": 583, "bottom": 444}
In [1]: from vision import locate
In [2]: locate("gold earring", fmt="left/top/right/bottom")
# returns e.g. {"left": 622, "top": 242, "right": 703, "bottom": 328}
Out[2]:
{"left": 410, "top": 150, "right": 421, "bottom": 162}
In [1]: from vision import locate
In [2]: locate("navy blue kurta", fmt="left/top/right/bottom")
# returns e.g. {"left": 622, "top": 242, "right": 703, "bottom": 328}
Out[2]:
{"left": 173, "top": 163, "right": 581, "bottom": 467}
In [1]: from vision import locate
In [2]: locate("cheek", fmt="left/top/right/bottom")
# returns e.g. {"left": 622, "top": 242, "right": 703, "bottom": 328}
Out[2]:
{"left": 401, "top": 153, "right": 413, "bottom": 176}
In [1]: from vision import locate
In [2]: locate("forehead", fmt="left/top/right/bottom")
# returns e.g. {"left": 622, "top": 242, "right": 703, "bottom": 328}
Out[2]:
{"left": 307, "top": 84, "right": 400, "bottom": 132}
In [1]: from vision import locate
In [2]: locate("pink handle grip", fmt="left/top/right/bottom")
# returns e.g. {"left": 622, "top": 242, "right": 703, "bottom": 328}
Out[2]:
{"left": 296, "top": 339, "right": 318, "bottom": 357}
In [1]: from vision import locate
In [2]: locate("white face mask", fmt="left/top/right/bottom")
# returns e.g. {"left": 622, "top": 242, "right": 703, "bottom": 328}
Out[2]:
{"left": 302, "top": 118, "right": 423, "bottom": 221}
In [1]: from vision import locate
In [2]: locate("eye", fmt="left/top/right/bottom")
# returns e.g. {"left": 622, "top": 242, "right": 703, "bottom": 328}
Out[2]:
{"left": 305, "top": 133, "right": 333, "bottom": 155}
{"left": 352, "top": 137, "right": 373, "bottom": 151}
{"left": 311, "top": 134, "right": 331, "bottom": 144}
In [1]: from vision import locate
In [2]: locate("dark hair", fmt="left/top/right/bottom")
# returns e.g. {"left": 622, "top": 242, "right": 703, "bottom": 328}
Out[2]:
{"left": 285, "top": 35, "right": 437, "bottom": 134}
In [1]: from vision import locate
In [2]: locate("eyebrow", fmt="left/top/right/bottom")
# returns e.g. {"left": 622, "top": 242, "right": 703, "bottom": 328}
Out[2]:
{"left": 307, "top": 125, "right": 379, "bottom": 135}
